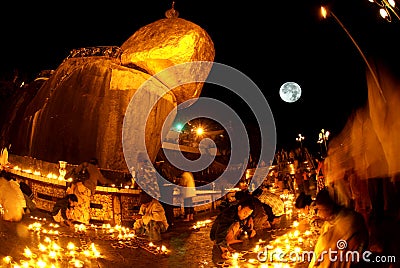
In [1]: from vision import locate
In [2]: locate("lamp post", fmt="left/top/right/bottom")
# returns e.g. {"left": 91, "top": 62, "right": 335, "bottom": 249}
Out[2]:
{"left": 195, "top": 127, "right": 204, "bottom": 136}
{"left": 320, "top": 6, "right": 387, "bottom": 104}
{"left": 368, "top": 0, "right": 400, "bottom": 22}
{"left": 317, "top": 129, "right": 330, "bottom": 156}
{"left": 296, "top": 133, "right": 305, "bottom": 148}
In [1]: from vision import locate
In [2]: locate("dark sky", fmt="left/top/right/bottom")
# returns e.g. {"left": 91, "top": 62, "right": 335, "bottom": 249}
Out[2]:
{"left": 1, "top": 0, "right": 399, "bottom": 153}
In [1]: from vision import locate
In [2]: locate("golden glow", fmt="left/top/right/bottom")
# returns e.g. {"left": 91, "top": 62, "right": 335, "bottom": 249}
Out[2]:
{"left": 321, "top": 6, "right": 328, "bottom": 19}
{"left": 195, "top": 127, "right": 204, "bottom": 136}
{"left": 3, "top": 256, "right": 12, "bottom": 264}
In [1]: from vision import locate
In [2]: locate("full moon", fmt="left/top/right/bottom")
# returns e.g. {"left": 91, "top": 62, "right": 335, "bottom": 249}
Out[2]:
{"left": 279, "top": 82, "right": 302, "bottom": 103}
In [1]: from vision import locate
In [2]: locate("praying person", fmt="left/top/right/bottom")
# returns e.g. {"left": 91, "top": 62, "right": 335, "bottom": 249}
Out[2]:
{"left": 51, "top": 194, "right": 78, "bottom": 227}
{"left": 133, "top": 192, "right": 169, "bottom": 242}
{"left": 210, "top": 197, "right": 255, "bottom": 259}
{"left": 308, "top": 189, "right": 369, "bottom": 267}
{"left": 66, "top": 158, "right": 113, "bottom": 224}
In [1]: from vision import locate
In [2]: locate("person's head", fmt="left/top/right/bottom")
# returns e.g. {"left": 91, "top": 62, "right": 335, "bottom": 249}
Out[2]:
{"left": 181, "top": 171, "right": 194, "bottom": 182}
{"left": 67, "top": 194, "right": 78, "bottom": 208}
{"left": 315, "top": 188, "right": 336, "bottom": 220}
{"left": 140, "top": 191, "right": 153, "bottom": 204}
{"left": 89, "top": 158, "right": 99, "bottom": 166}
{"left": 295, "top": 192, "right": 313, "bottom": 214}
{"left": 235, "top": 190, "right": 250, "bottom": 202}
{"left": 252, "top": 188, "right": 263, "bottom": 198}
{"left": 237, "top": 198, "right": 255, "bottom": 220}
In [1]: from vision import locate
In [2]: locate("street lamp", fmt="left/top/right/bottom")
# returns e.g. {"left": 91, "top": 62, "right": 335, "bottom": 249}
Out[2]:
{"left": 195, "top": 127, "right": 204, "bottom": 136}
{"left": 368, "top": 0, "right": 400, "bottom": 22}
{"left": 317, "top": 129, "right": 330, "bottom": 155}
{"left": 296, "top": 133, "right": 305, "bottom": 148}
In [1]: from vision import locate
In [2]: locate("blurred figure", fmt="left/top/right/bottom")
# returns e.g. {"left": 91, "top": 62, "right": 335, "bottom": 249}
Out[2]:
{"left": 133, "top": 192, "right": 169, "bottom": 242}
{"left": 0, "top": 171, "right": 26, "bottom": 222}
{"left": 179, "top": 171, "right": 196, "bottom": 221}
{"left": 294, "top": 168, "right": 305, "bottom": 194}
{"left": 309, "top": 189, "right": 369, "bottom": 268}
{"left": 303, "top": 169, "right": 311, "bottom": 195}
{"left": 315, "top": 157, "right": 326, "bottom": 192}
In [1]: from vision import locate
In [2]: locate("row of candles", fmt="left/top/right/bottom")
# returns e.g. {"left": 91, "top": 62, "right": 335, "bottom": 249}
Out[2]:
{"left": 216, "top": 222, "right": 318, "bottom": 267}
{"left": 2, "top": 216, "right": 171, "bottom": 268}
{"left": 215, "top": 192, "right": 320, "bottom": 267}
{"left": 9, "top": 165, "right": 133, "bottom": 191}
{"left": 2, "top": 235, "right": 100, "bottom": 268}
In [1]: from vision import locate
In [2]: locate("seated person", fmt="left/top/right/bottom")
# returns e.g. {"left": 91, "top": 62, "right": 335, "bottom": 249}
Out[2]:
{"left": 250, "top": 188, "right": 282, "bottom": 227}
{"left": 237, "top": 189, "right": 271, "bottom": 231}
{"left": 50, "top": 194, "right": 78, "bottom": 227}
{"left": 133, "top": 192, "right": 169, "bottom": 242}
{"left": 0, "top": 173, "right": 26, "bottom": 222}
{"left": 65, "top": 158, "right": 114, "bottom": 225}
{"left": 294, "top": 192, "right": 321, "bottom": 231}
{"left": 309, "top": 188, "right": 369, "bottom": 267}
{"left": 210, "top": 197, "right": 256, "bottom": 259}
{"left": 257, "top": 186, "right": 285, "bottom": 217}
{"left": 262, "top": 202, "right": 282, "bottom": 226}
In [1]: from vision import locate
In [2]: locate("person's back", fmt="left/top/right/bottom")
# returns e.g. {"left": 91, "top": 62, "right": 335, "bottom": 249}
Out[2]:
{"left": 257, "top": 188, "right": 285, "bottom": 217}
{"left": 81, "top": 158, "right": 113, "bottom": 195}
{"left": 0, "top": 176, "right": 25, "bottom": 221}
{"left": 65, "top": 158, "right": 112, "bottom": 225}
{"left": 249, "top": 189, "right": 271, "bottom": 230}
{"left": 51, "top": 194, "right": 78, "bottom": 226}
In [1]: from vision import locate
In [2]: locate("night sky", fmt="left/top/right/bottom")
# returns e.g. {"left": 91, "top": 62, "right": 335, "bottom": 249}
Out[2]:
{"left": 1, "top": 0, "right": 399, "bottom": 153}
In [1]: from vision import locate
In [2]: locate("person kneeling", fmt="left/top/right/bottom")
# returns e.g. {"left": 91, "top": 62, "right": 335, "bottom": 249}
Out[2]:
{"left": 51, "top": 194, "right": 78, "bottom": 227}
{"left": 133, "top": 192, "right": 169, "bottom": 242}
{"left": 210, "top": 197, "right": 256, "bottom": 259}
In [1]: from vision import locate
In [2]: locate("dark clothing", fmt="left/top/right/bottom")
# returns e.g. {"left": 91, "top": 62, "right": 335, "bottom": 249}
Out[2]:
{"left": 19, "top": 181, "right": 33, "bottom": 199}
{"left": 251, "top": 196, "right": 270, "bottom": 230}
{"left": 50, "top": 197, "right": 71, "bottom": 221}
{"left": 184, "top": 197, "right": 195, "bottom": 216}
{"left": 210, "top": 204, "right": 251, "bottom": 247}
{"left": 67, "top": 162, "right": 113, "bottom": 195}
{"left": 238, "top": 191, "right": 270, "bottom": 230}
{"left": 18, "top": 181, "right": 36, "bottom": 212}
{"left": 262, "top": 203, "right": 275, "bottom": 221}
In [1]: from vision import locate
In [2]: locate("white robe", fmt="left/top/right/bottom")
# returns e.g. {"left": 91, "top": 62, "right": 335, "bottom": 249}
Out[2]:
{"left": 0, "top": 177, "right": 25, "bottom": 221}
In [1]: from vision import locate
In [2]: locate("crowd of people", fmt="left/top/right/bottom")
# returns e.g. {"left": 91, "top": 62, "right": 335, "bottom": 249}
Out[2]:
{"left": 0, "top": 154, "right": 200, "bottom": 244}
{"left": 0, "top": 157, "right": 114, "bottom": 227}
{"left": 0, "top": 147, "right": 397, "bottom": 267}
